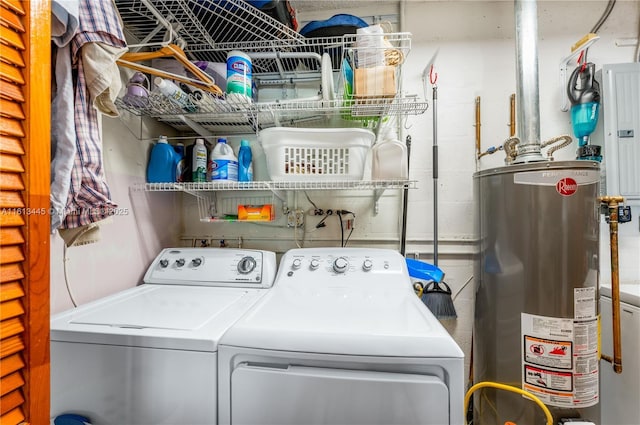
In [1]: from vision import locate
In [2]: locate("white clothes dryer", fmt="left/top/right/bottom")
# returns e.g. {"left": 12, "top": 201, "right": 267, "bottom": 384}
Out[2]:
{"left": 51, "top": 247, "right": 277, "bottom": 425}
{"left": 218, "top": 247, "right": 464, "bottom": 425}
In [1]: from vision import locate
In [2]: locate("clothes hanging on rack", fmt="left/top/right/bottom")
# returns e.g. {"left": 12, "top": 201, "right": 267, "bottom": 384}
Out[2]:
{"left": 60, "top": 0, "right": 127, "bottom": 232}
{"left": 50, "top": 0, "right": 80, "bottom": 232}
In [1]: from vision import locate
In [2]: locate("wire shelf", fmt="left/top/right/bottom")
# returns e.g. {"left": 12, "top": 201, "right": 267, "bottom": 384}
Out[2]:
{"left": 116, "top": 95, "right": 428, "bottom": 134}
{"left": 115, "top": 0, "right": 303, "bottom": 48}
{"left": 138, "top": 180, "right": 418, "bottom": 192}
{"left": 114, "top": 0, "right": 423, "bottom": 133}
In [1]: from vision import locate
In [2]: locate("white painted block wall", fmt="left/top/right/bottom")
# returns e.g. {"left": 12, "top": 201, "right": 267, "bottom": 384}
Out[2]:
{"left": 50, "top": 0, "right": 640, "bottom": 386}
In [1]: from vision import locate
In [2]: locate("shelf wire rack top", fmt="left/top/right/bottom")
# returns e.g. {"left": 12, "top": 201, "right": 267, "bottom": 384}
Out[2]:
{"left": 114, "top": 2, "right": 428, "bottom": 133}
{"left": 115, "top": 0, "right": 304, "bottom": 47}
{"left": 140, "top": 181, "right": 417, "bottom": 192}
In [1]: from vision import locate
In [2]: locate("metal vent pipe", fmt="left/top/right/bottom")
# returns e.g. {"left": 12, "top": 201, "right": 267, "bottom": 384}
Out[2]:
{"left": 514, "top": 0, "right": 544, "bottom": 163}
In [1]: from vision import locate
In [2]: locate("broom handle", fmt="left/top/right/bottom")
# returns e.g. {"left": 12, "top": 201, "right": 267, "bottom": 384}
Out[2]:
{"left": 400, "top": 135, "right": 412, "bottom": 256}
{"left": 432, "top": 85, "right": 439, "bottom": 266}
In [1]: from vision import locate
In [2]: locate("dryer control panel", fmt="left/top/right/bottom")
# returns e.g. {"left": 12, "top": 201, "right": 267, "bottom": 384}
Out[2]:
{"left": 144, "top": 248, "right": 277, "bottom": 288}
{"left": 276, "top": 247, "right": 410, "bottom": 287}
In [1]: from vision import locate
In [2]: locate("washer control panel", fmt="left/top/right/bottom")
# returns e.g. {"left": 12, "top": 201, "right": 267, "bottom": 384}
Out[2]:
{"left": 277, "top": 248, "right": 407, "bottom": 284}
{"left": 144, "top": 248, "right": 277, "bottom": 288}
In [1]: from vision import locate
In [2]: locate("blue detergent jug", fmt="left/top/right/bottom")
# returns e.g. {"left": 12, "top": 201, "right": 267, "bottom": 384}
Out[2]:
{"left": 238, "top": 139, "right": 253, "bottom": 182}
{"left": 147, "top": 135, "right": 180, "bottom": 183}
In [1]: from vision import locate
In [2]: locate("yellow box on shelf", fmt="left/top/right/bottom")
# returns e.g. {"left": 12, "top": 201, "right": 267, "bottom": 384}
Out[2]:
{"left": 238, "top": 204, "right": 274, "bottom": 221}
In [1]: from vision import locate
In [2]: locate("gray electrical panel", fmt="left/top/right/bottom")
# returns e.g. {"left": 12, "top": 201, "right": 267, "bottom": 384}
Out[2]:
{"left": 595, "top": 62, "right": 640, "bottom": 199}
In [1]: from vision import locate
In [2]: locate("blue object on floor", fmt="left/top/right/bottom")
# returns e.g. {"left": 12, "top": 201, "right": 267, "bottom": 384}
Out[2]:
{"left": 54, "top": 414, "right": 92, "bottom": 425}
{"left": 405, "top": 258, "right": 444, "bottom": 283}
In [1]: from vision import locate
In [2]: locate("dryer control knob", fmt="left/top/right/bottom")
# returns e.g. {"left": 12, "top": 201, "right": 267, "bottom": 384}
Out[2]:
{"left": 332, "top": 257, "right": 349, "bottom": 274}
{"left": 309, "top": 259, "right": 320, "bottom": 270}
{"left": 237, "top": 256, "right": 257, "bottom": 274}
{"left": 159, "top": 259, "right": 169, "bottom": 268}
{"left": 291, "top": 258, "right": 302, "bottom": 270}
{"left": 362, "top": 259, "right": 373, "bottom": 271}
{"left": 175, "top": 258, "right": 186, "bottom": 267}
{"left": 191, "top": 258, "right": 202, "bottom": 267}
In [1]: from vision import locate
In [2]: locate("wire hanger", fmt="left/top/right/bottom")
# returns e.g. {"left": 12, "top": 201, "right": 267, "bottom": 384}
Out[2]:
{"left": 117, "top": 43, "right": 224, "bottom": 96}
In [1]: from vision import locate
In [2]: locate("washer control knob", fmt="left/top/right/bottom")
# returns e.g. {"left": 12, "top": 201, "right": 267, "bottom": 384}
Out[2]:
{"left": 237, "top": 256, "right": 257, "bottom": 274}
{"left": 332, "top": 257, "right": 349, "bottom": 274}
{"left": 309, "top": 259, "right": 320, "bottom": 270}
{"left": 175, "top": 258, "right": 186, "bottom": 267}
{"left": 362, "top": 259, "right": 373, "bottom": 271}
{"left": 191, "top": 258, "right": 202, "bottom": 267}
{"left": 291, "top": 258, "right": 302, "bottom": 270}
{"left": 159, "top": 259, "right": 169, "bottom": 268}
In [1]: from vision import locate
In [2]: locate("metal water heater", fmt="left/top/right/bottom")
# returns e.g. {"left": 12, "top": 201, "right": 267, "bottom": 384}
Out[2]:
{"left": 471, "top": 0, "right": 607, "bottom": 423}
{"left": 473, "top": 161, "right": 601, "bottom": 424}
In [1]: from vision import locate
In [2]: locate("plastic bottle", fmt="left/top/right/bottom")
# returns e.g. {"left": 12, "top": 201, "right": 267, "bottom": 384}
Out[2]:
{"left": 147, "top": 135, "right": 180, "bottom": 183}
{"left": 226, "top": 50, "right": 252, "bottom": 104}
{"left": 238, "top": 139, "right": 253, "bottom": 182}
{"left": 210, "top": 138, "right": 238, "bottom": 181}
{"left": 174, "top": 143, "right": 185, "bottom": 182}
{"left": 154, "top": 77, "right": 196, "bottom": 112}
{"left": 192, "top": 138, "right": 208, "bottom": 182}
{"left": 371, "top": 139, "right": 408, "bottom": 180}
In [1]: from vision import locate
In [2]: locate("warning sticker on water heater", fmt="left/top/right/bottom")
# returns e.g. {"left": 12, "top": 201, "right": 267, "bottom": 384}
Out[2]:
{"left": 521, "top": 313, "right": 599, "bottom": 408}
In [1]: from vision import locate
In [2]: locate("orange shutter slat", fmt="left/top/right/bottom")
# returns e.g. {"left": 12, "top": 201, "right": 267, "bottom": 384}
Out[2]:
{"left": 0, "top": 191, "right": 24, "bottom": 208}
{"left": 0, "top": 0, "right": 26, "bottom": 15}
{"left": 0, "top": 281, "right": 24, "bottom": 300}
{"left": 0, "top": 370, "right": 24, "bottom": 396}
{"left": 0, "top": 81, "right": 25, "bottom": 102}
{"left": 0, "top": 303, "right": 24, "bottom": 322}
{"left": 0, "top": 154, "right": 24, "bottom": 172}
{"left": 0, "top": 62, "right": 24, "bottom": 85}
{"left": 0, "top": 354, "right": 25, "bottom": 378}
{"left": 0, "top": 43, "right": 25, "bottom": 67}
{"left": 0, "top": 213, "right": 24, "bottom": 227}
{"left": 0, "top": 172, "right": 24, "bottom": 190}
{"left": 0, "top": 6, "right": 25, "bottom": 32}
{"left": 0, "top": 136, "right": 24, "bottom": 155}
{"left": 0, "top": 116, "right": 24, "bottom": 137}
{"left": 0, "top": 389, "right": 25, "bottom": 416}
{"left": 0, "top": 264, "right": 24, "bottom": 282}
{"left": 0, "top": 335, "right": 24, "bottom": 358}
{"left": 0, "top": 100, "right": 24, "bottom": 120}
{"left": 0, "top": 407, "right": 25, "bottom": 425}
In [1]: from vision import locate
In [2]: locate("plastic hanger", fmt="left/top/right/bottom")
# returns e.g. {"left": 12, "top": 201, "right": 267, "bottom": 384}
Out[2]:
{"left": 117, "top": 43, "right": 223, "bottom": 96}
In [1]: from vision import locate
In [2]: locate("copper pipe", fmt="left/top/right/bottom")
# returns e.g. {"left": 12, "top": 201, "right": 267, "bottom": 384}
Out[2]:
{"left": 509, "top": 93, "right": 516, "bottom": 137}
{"left": 599, "top": 195, "right": 624, "bottom": 374}
{"left": 475, "top": 96, "right": 481, "bottom": 159}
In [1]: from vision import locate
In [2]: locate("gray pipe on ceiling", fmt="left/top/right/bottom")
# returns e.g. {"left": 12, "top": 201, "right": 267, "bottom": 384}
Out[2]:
{"left": 514, "top": 0, "right": 544, "bottom": 163}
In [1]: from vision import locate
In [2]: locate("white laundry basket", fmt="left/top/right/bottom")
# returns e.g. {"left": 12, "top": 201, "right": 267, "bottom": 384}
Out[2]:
{"left": 259, "top": 127, "right": 375, "bottom": 181}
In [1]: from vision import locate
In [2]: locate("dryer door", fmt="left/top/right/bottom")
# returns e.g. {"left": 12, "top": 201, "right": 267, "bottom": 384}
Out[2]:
{"left": 231, "top": 364, "right": 450, "bottom": 424}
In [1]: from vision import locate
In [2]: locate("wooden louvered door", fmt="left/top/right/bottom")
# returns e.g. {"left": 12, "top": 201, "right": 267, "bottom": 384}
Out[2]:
{"left": 1, "top": 1, "right": 50, "bottom": 424}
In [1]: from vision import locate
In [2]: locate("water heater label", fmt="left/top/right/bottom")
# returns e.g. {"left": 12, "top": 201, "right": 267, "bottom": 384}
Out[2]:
{"left": 521, "top": 313, "right": 599, "bottom": 408}
{"left": 513, "top": 169, "right": 599, "bottom": 192}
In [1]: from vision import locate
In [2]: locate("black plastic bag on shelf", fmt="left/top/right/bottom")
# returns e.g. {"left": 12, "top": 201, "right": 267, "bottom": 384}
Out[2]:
{"left": 245, "top": 0, "right": 298, "bottom": 31}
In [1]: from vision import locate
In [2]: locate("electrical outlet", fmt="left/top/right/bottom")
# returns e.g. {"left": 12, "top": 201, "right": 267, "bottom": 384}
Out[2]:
{"left": 287, "top": 209, "right": 304, "bottom": 228}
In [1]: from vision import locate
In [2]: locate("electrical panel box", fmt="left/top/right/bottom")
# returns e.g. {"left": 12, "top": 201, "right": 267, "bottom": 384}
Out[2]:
{"left": 595, "top": 63, "right": 640, "bottom": 199}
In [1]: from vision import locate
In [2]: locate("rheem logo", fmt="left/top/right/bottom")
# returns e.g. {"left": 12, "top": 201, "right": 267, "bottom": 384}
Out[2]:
{"left": 556, "top": 177, "right": 578, "bottom": 196}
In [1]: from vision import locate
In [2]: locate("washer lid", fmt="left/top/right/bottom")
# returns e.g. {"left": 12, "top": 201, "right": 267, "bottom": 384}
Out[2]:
{"left": 601, "top": 282, "right": 640, "bottom": 307}
{"left": 51, "top": 285, "right": 267, "bottom": 351}
{"left": 220, "top": 286, "right": 463, "bottom": 358}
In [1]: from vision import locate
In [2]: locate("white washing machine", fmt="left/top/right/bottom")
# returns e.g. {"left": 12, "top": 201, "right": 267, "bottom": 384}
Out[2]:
{"left": 51, "top": 247, "right": 277, "bottom": 425}
{"left": 600, "top": 282, "right": 640, "bottom": 425}
{"left": 218, "top": 247, "right": 465, "bottom": 425}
